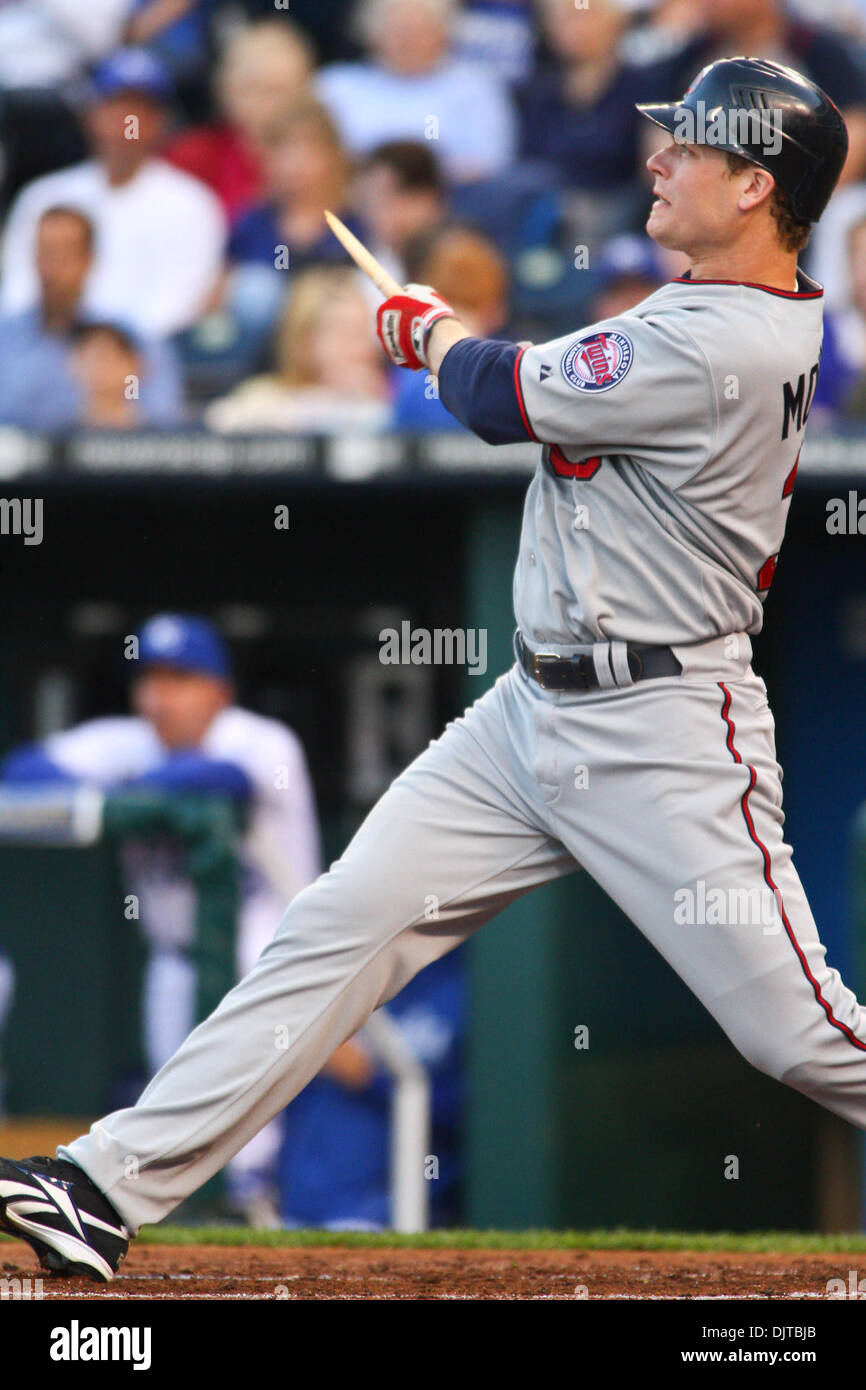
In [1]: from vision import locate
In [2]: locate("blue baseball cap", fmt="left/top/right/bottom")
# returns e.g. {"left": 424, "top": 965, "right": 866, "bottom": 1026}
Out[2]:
{"left": 90, "top": 48, "right": 172, "bottom": 102}
{"left": 595, "top": 234, "right": 666, "bottom": 289}
{"left": 136, "top": 614, "right": 231, "bottom": 680}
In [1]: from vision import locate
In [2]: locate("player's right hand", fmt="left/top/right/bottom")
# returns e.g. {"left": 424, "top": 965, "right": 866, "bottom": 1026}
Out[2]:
{"left": 376, "top": 283, "right": 456, "bottom": 371}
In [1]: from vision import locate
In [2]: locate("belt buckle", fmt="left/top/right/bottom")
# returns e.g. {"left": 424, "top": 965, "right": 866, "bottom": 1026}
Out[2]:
{"left": 532, "top": 651, "right": 560, "bottom": 690}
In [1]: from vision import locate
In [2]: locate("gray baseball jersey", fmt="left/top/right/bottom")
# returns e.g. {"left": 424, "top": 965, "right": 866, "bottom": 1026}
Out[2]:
{"left": 514, "top": 271, "right": 823, "bottom": 649}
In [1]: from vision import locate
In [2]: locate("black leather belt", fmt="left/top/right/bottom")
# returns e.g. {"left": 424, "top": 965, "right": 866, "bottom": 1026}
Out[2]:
{"left": 515, "top": 631, "right": 681, "bottom": 691}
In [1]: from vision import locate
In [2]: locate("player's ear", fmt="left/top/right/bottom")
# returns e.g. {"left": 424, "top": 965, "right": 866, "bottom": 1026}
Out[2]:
{"left": 737, "top": 165, "right": 776, "bottom": 215}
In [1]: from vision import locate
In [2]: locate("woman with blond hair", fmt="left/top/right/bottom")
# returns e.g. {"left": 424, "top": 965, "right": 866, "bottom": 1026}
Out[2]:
{"left": 229, "top": 97, "right": 366, "bottom": 273}
{"left": 207, "top": 266, "right": 392, "bottom": 433}
{"left": 165, "top": 19, "right": 316, "bottom": 223}
{"left": 201, "top": 96, "right": 372, "bottom": 383}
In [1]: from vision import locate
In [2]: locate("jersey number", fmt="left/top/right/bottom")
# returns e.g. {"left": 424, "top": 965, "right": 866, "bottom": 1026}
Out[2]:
{"left": 756, "top": 448, "right": 800, "bottom": 593}
{"left": 548, "top": 445, "right": 601, "bottom": 480}
{"left": 549, "top": 442, "right": 799, "bottom": 598}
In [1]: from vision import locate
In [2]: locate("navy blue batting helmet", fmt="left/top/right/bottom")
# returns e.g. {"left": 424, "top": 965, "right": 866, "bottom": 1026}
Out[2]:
{"left": 637, "top": 56, "right": 849, "bottom": 223}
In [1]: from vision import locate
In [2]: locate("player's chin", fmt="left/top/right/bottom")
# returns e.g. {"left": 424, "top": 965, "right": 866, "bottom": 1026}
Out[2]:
{"left": 646, "top": 204, "right": 678, "bottom": 249}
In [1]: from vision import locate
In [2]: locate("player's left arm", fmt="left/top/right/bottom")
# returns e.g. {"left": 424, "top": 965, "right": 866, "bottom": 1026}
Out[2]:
{"left": 430, "top": 324, "right": 538, "bottom": 445}
{"left": 436, "top": 310, "right": 717, "bottom": 478}
{"left": 377, "top": 285, "right": 717, "bottom": 468}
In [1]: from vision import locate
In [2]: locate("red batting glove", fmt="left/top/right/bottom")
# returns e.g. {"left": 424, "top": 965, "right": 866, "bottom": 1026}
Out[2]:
{"left": 376, "top": 283, "right": 456, "bottom": 370}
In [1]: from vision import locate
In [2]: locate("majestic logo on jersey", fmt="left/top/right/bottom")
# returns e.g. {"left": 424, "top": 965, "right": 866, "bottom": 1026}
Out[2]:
{"left": 561, "top": 331, "right": 633, "bottom": 393}
{"left": 539, "top": 363, "right": 552, "bottom": 381}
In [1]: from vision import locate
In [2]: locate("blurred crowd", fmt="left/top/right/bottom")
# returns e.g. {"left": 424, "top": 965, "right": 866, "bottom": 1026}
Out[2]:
{"left": 2, "top": 0, "right": 866, "bottom": 435}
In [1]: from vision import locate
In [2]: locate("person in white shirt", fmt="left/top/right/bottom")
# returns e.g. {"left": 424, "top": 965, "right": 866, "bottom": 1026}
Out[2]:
{"left": 0, "top": 47, "right": 227, "bottom": 338}
{"left": 315, "top": 0, "right": 517, "bottom": 184}
{"left": 1, "top": 612, "right": 321, "bottom": 1221}
{"left": 0, "top": 0, "right": 132, "bottom": 91}
{"left": 0, "top": 0, "right": 135, "bottom": 205}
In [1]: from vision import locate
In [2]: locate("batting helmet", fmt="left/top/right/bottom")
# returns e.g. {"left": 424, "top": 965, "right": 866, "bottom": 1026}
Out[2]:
{"left": 636, "top": 56, "right": 848, "bottom": 223}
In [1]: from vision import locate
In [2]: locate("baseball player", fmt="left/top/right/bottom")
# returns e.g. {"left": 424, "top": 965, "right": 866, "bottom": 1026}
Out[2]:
{"left": 1, "top": 613, "right": 321, "bottom": 1222}
{"left": 0, "top": 58, "right": 860, "bottom": 1279}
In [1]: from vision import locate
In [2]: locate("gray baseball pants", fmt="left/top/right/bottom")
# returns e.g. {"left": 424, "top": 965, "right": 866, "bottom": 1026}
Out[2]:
{"left": 61, "top": 636, "right": 866, "bottom": 1231}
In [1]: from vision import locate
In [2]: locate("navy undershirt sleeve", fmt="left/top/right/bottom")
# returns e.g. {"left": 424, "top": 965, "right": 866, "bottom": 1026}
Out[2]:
{"left": 437, "top": 338, "right": 536, "bottom": 445}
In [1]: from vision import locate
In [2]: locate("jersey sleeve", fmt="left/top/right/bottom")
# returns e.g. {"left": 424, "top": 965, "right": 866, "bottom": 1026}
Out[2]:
{"left": 207, "top": 713, "right": 322, "bottom": 891}
{"left": 517, "top": 311, "right": 718, "bottom": 477}
{"left": 43, "top": 718, "right": 156, "bottom": 784}
{"left": 262, "top": 729, "right": 322, "bottom": 891}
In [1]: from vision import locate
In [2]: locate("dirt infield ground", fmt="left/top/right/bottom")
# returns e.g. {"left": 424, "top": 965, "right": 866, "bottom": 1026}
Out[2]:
{"left": 0, "top": 1241, "right": 859, "bottom": 1299}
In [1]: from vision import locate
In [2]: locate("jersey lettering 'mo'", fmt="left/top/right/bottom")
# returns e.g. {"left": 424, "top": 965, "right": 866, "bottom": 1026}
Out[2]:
{"left": 782, "top": 359, "right": 820, "bottom": 440}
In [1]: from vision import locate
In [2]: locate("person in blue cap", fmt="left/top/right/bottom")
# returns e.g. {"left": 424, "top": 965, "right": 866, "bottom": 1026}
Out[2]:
{"left": 277, "top": 946, "right": 466, "bottom": 1230}
{"left": 588, "top": 232, "right": 669, "bottom": 324}
{"left": 0, "top": 47, "right": 226, "bottom": 339}
{"left": 0, "top": 612, "right": 321, "bottom": 1224}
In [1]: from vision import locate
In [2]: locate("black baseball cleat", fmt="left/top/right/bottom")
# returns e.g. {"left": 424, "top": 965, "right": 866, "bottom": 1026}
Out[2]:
{"left": 0, "top": 1155, "right": 129, "bottom": 1282}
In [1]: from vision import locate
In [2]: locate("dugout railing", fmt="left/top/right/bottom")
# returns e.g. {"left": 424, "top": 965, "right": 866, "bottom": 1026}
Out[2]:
{"left": 0, "top": 786, "right": 431, "bottom": 1232}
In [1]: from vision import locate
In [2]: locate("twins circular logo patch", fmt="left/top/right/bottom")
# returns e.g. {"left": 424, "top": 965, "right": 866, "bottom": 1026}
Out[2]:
{"left": 561, "top": 330, "right": 633, "bottom": 393}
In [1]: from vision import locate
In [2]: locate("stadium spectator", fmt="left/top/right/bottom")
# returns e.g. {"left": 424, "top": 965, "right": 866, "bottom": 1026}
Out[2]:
{"left": 278, "top": 948, "right": 466, "bottom": 1229}
{"left": 233, "top": 0, "right": 361, "bottom": 65}
{"left": 663, "top": 0, "right": 866, "bottom": 184}
{"left": 0, "top": 612, "right": 322, "bottom": 1224}
{"left": 0, "top": 206, "right": 182, "bottom": 430}
{"left": 0, "top": 0, "right": 130, "bottom": 205}
{"left": 0, "top": 48, "right": 226, "bottom": 338}
{"left": 0, "top": 0, "right": 130, "bottom": 87}
{"left": 207, "top": 266, "right": 392, "bottom": 433}
{"left": 350, "top": 141, "right": 448, "bottom": 297}
{"left": 811, "top": 216, "right": 866, "bottom": 423}
{"left": 514, "top": 0, "right": 685, "bottom": 247}
{"left": 405, "top": 221, "right": 511, "bottom": 333}
{"left": 202, "top": 98, "right": 370, "bottom": 367}
{"left": 69, "top": 322, "right": 149, "bottom": 430}
{"left": 228, "top": 99, "right": 362, "bottom": 273}
{"left": 805, "top": 181, "right": 866, "bottom": 312}
{"left": 164, "top": 19, "right": 316, "bottom": 224}
{"left": 125, "top": 0, "right": 201, "bottom": 47}
{"left": 453, "top": 0, "right": 536, "bottom": 85}
{"left": 785, "top": 0, "right": 866, "bottom": 37}
{"left": 587, "top": 232, "right": 667, "bottom": 322}
{"left": 393, "top": 223, "right": 510, "bottom": 431}
{"left": 123, "top": 0, "right": 211, "bottom": 116}
{"left": 625, "top": 0, "right": 710, "bottom": 63}
{"left": 315, "top": 0, "right": 517, "bottom": 183}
